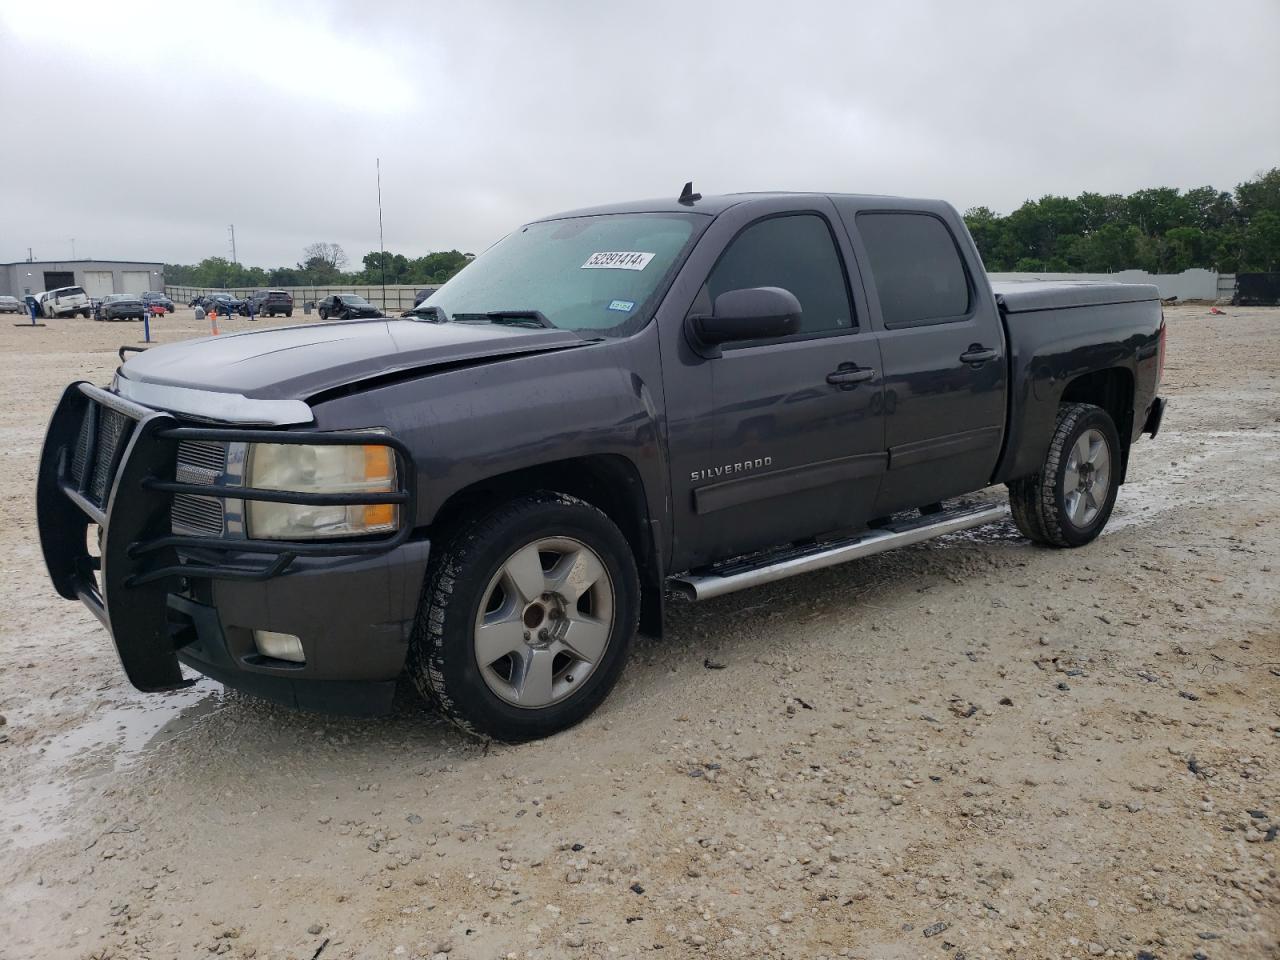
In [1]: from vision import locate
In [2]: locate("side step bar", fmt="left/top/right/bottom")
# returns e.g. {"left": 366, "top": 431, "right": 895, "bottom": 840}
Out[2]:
{"left": 668, "top": 502, "right": 1008, "bottom": 601}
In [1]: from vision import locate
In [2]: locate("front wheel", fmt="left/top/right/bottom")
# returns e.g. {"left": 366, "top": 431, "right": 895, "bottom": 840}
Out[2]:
{"left": 409, "top": 492, "right": 639, "bottom": 742}
{"left": 1008, "top": 402, "right": 1121, "bottom": 547}
{"left": 318, "top": 308, "right": 328, "bottom": 320}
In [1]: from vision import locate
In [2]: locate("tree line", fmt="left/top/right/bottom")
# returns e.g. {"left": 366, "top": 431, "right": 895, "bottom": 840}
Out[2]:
{"left": 164, "top": 242, "right": 474, "bottom": 289}
{"left": 165, "top": 168, "right": 1280, "bottom": 288}
{"left": 965, "top": 167, "right": 1280, "bottom": 274}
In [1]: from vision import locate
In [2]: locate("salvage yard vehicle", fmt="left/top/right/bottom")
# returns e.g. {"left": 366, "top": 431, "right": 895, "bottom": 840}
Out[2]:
{"left": 37, "top": 187, "right": 1166, "bottom": 742}
{"left": 0, "top": 295, "right": 22, "bottom": 314}
{"left": 95, "top": 294, "right": 147, "bottom": 321}
{"left": 316, "top": 293, "right": 382, "bottom": 320}
{"left": 141, "top": 291, "right": 175, "bottom": 313}
{"left": 41, "top": 285, "right": 92, "bottom": 318}
{"left": 247, "top": 289, "right": 294, "bottom": 318}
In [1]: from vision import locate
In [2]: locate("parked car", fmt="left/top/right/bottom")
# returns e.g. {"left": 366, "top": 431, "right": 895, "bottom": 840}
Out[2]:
{"left": 140, "top": 291, "right": 175, "bottom": 313}
{"left": 0, "top": 295, "right": 22, "bottom": 314}
{"left": 246, "top": 289, "right": 294, "bottom": 318}
{"left": 203, "top": 293, "right": 247, "bottom": 316}
{"left": 316, "top": 294, "right": 382, "bottom": 320}
{"left": 40, "top": 285, "right": 91, "bottom": 318}
{"left": 95, "top": 294, "right": 146, "bottom": 321}
{"left": 413, "top": 287, "right": 438, "bottom": 307}
{"left": 36, "top": 188, "right": 1166, "bottom": 743}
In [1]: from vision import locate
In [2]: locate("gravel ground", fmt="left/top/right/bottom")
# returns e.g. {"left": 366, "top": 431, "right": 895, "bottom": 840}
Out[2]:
{"left": 0, "top": 304, "right": 1277, "bottom": 960}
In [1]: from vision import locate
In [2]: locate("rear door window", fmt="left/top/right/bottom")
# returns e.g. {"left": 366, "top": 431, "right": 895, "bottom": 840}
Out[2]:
{"left": 856, "top": 213, "right": 971, "bottom": 328}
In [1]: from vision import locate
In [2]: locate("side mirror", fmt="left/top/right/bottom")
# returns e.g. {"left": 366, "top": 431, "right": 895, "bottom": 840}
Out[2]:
{"left": 687, "top": 286, "right": 801, "bottom": 351}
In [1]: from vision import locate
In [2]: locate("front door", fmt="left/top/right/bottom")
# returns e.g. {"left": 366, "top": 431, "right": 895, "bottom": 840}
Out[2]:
{"left": 667, "top": 208, "right": 887, "bottom": 567}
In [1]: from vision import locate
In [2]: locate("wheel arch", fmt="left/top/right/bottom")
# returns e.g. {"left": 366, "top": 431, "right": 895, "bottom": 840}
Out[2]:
{"left": 1059, "top": 367, "right": 1135, "bottom": 483}
{"left": 427, "top": 454, "right": 664, "bottom": 636}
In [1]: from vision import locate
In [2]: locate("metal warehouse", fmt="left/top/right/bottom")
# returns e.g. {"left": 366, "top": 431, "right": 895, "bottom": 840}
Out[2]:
{"left": 0, "top": 260, "right": 165, "bottom": 299}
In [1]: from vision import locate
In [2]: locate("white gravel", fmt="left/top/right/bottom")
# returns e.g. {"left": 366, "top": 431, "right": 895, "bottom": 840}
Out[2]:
{"left": 0, "top": 304, "right": 1277, "bottom": 959}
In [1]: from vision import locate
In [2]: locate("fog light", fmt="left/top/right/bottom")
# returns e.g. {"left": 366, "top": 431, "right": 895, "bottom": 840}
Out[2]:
{"left": 253, "top": 630, "right": 305, "bottom": 663}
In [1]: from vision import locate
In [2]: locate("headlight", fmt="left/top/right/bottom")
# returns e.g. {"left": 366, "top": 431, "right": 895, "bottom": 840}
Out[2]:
{"left": 246, "top": 439, "right": 398, "bottom": 540}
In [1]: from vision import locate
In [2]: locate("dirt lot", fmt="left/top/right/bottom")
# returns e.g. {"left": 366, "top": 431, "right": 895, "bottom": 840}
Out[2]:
{"left": 0, "top": 304, "right": 1277, "bottom": 960}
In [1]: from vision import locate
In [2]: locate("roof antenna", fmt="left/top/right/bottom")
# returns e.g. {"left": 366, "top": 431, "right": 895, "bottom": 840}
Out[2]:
{"left": 678, "top": 180, "right": 702, "bottom": 205}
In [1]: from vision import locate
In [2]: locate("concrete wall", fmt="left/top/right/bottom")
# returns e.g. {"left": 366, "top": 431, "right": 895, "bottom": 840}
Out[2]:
{"left": 987, "top": 268, "right": 1219, "bottom": 301}
{"left": 0, "top": 260, "right": 166, "bottom": 298}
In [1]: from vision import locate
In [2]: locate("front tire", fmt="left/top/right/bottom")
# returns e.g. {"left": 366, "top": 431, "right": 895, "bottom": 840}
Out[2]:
{"left": 1008, "top": 402, "right": 1120, "bottom": 547}
{"left": 409, "top": 492, "right": 639, "bottom": 742}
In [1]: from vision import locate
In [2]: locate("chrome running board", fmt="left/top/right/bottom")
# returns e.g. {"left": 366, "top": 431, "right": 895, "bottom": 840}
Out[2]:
{"left": 668, "top": 502, "right": 1008, "bottom": 601}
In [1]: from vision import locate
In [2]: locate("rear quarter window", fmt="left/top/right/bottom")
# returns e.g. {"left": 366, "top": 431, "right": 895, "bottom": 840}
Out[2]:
{"left": 856, "top": 212, "right": 971, "bottom": 328}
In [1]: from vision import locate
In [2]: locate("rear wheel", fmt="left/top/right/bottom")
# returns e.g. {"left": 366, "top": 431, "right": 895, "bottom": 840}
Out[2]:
{"left": 1008, "top": 402, "right": 1120, "bottom": 547}
{"left": 409, "top": 492, "right": 639, "bottom": 742}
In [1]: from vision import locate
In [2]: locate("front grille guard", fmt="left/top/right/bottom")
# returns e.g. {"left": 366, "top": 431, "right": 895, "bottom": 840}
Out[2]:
{"left": 36, "top": 381, "right": 416, "bottom": 692}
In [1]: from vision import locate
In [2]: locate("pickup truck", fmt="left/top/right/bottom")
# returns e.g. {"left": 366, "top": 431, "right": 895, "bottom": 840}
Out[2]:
{"left": 37, "top": 188, "right": 1166, "bottom": 742}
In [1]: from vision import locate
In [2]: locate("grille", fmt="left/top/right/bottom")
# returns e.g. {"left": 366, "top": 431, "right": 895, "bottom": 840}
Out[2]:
{"left": 89, "top": 409, "right": 130, "bottom": 503}
{"left": 70, "top": 403, "right": 135, "bottom": 507}
{"left": 171, "top": 440, "right": 228, "bottom": 536}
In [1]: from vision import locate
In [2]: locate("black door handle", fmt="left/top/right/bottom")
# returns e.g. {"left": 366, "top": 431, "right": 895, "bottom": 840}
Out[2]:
{"left": 827, "top": 366, "right": 876, "bottom": 386}
{"left": 960, "top": 345, "right": 998, "bottom": 364}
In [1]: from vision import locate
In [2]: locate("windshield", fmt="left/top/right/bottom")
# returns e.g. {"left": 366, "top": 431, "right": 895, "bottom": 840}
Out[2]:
{"left": 424, "top": 212, "right": 701, "bottom": 335}
{"left": 340, "top": 295, "right": 370, "bottom": 305}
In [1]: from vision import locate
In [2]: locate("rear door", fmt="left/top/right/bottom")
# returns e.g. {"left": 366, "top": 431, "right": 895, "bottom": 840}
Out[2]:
{"left": 834, "top": 201, "right": 1006, "bottom": 514}
{"left": 660, "top": 198, "right": 887, "bottom": 568}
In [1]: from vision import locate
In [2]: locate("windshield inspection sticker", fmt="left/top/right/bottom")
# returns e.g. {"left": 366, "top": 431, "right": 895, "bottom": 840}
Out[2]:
{"left": 608, "top": 299, "right": 636, "bottom": 312}
{"left": 582, "top": 251, "right": 655, "bottom": 271}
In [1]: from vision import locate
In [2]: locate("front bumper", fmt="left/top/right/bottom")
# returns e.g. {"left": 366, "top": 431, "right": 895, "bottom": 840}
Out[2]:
{"left": 36, "top": 382, "right": 424, "bottom": 712}
{"left": 174, "top": 541, "right": 430, "bottom": 714}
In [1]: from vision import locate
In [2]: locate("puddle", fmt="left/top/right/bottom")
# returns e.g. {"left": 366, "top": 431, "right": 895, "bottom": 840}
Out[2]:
{"left": 3, "top": 680, "right": 224, "bottom": 849}
{"left": 1108, "top": 428, "right": 1280, "bottom": 532}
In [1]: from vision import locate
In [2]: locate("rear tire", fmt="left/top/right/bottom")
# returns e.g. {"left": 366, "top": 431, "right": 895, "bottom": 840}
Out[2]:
{"left": 408, "top": 492, "right": 639, "bottom": 742}
{"left": 1008, "top": 402, "right": 1120, "bottom": 548}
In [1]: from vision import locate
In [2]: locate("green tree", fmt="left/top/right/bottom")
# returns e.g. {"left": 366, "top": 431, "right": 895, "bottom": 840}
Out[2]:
{"left": 1241, "top": 210, "right": 1280, "bottom": 271}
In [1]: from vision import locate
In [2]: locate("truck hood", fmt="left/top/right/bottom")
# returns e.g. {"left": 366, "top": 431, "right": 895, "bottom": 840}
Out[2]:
{"left": 116, "top": 318, "right": 589, "bottom": 403}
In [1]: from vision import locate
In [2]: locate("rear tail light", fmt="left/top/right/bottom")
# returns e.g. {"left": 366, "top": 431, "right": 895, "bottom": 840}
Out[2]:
{"left": 1157, "top": 312, "right": 1167, "bottom": 387}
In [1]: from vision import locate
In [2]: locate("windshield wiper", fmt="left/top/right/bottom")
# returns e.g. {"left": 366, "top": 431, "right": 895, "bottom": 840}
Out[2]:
{"left": 453, "top": 310, "right": 556, "bottom": 329}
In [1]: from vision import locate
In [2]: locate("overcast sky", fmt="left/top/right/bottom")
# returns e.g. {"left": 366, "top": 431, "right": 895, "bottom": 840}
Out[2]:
{"left": 2, "top": 0, "right": 1277, "bottom": 269}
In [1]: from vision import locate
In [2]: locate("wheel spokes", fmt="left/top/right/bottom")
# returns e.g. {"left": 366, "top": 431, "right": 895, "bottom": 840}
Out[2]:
{"left": 1072, "top": 434, "right": 1090, "bottom": 470}
{"left": 1066, "top": 490, "right": 1087, "bottom": 525}
{"left": 511, "top": 647, "right": 557, "bottom": 706}
{"left": 502, "top": 543, "right": 548, "bottom": 603}
{"left": 546, "top": 547, "right": 606, "bottom": 604}
{"left": 474, "top": 614, "right": 526, "bottom": 667}
{"left": 561, "top": 615, "right": 610, "bottom": 664}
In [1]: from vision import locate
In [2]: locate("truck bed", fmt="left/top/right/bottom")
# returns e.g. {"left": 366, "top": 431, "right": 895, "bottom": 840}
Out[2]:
{"left": 991, "top": 279, "right": 1160, "bottom": 314}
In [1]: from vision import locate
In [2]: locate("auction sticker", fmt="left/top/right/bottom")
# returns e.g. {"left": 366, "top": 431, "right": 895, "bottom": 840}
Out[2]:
{"left": 582, "top": 251, "right": 655, "bottom": 271}
{"left": 608, "top": 299, "right": 636, "bottom": 312}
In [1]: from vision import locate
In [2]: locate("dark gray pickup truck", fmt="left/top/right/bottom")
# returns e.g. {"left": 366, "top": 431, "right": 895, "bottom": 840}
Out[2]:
{"left": 37, "top": 188, "right": 1167, "bottom": 741}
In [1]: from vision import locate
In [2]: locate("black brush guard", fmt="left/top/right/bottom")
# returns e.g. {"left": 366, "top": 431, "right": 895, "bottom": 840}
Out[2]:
{"left": 36, "top": 382, "right": 416, "bottom": 692}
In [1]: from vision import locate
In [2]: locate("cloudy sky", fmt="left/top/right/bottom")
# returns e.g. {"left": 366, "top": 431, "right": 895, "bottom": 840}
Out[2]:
{"left": 2, "top": 0, "right": 1277, "bottom": 269}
